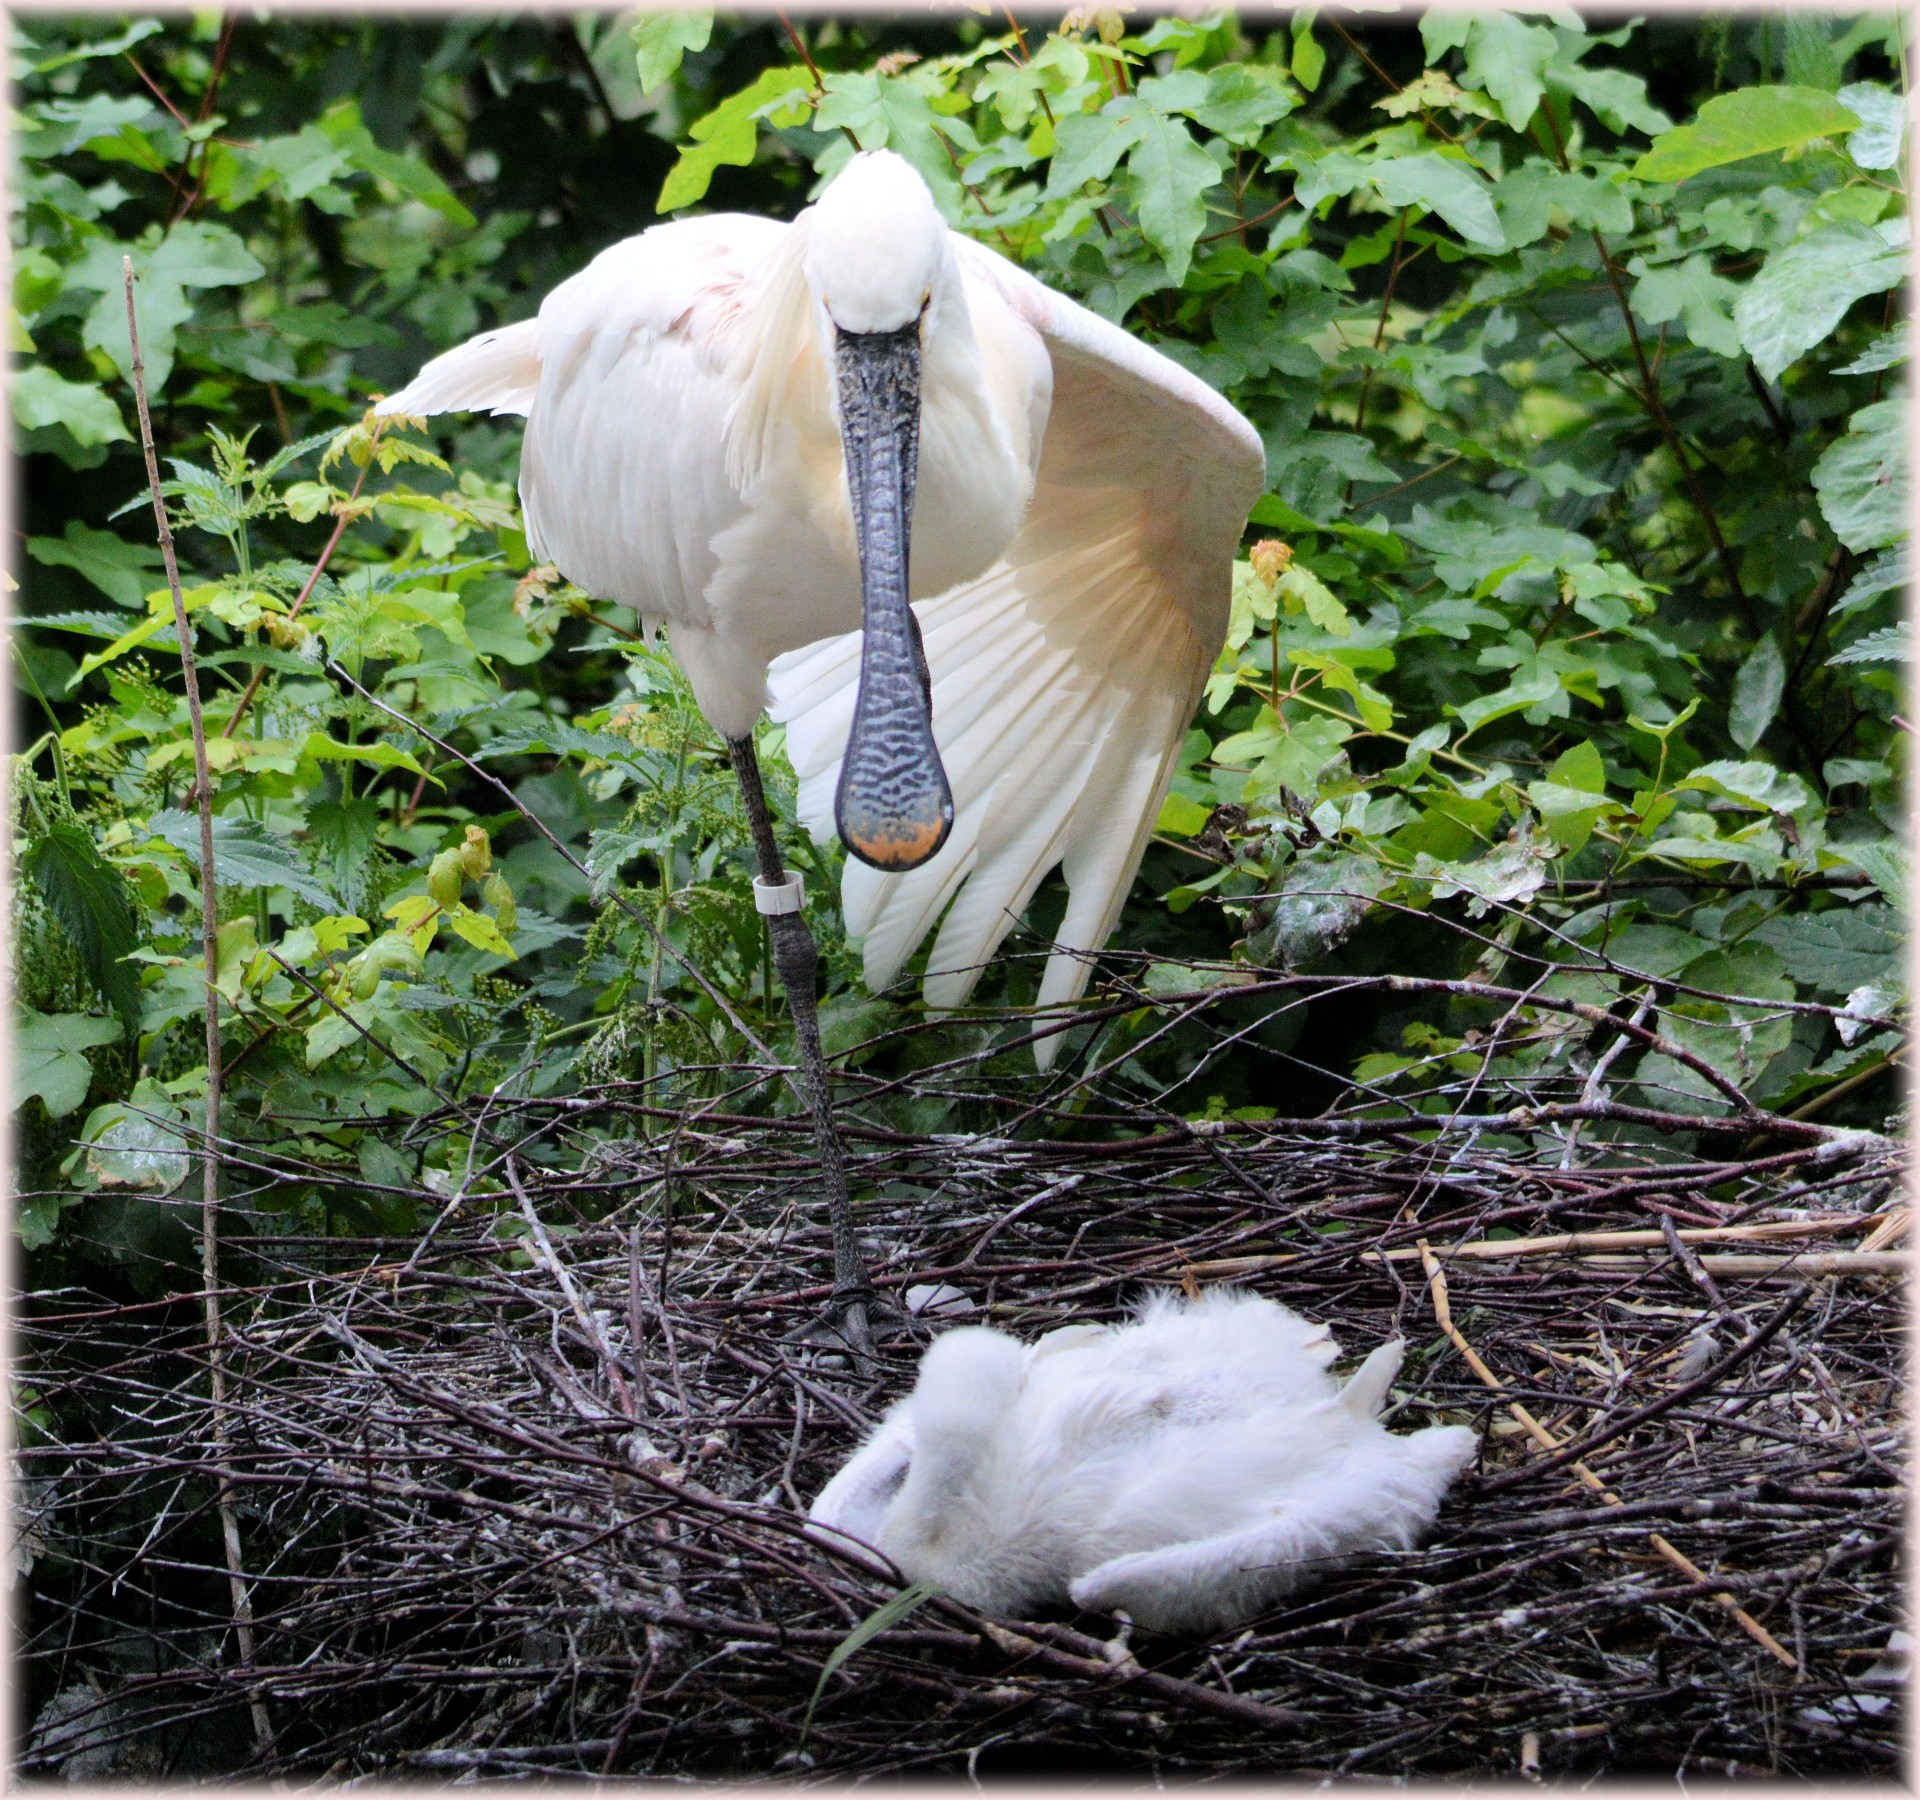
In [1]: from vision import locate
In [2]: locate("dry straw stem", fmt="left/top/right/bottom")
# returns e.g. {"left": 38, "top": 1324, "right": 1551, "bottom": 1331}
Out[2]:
{"left": 1582, "top": 1250, "right": 1904, "bottom": 1277}
{"left": 1188, "top": 1210, "right": 1903, "bottom": 1279}
{"left": 1418, "top": 1240, "right": 1797, "bottom": 1669}
{"left": 122, "top": 257, "right": 273, "bottom": 1757}
{"left": 1855, "top": 1208, "right": 1911, "bottom": 1252}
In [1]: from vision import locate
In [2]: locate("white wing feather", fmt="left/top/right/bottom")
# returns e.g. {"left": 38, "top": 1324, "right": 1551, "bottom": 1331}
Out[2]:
{"left": 377, "top": 320, "right": 542, "bottom": 418}
{"left": 772, "top": 243, "right": 1264, "bottom": 1058}
{"left": 377, "top": 216, "right": 807, "bottom": 736}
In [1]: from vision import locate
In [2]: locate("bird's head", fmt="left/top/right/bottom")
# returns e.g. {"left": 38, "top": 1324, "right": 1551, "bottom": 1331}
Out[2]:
{"left": 806, "top": 152, "right": 956, "bottom": 873}
{"left": 879, "top": 1325, "right": 1025, "bottom": 1564}
{"left": 805, "top": 150, "right": 949, "bottom": 336}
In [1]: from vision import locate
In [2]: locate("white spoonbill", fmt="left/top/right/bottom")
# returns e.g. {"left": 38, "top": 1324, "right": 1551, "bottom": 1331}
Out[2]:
{"left": 376, "top": 151, "right": 1265, "bottom": 1351}
{"left": 808, "top": 1289, "right": 1477, "bottom": 1635}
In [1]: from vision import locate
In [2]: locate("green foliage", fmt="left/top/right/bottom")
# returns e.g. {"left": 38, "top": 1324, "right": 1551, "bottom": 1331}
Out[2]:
{"left": 12, "top": 12, "right": 1907, "bottom": 1278}
{"left": 20, "top": 817, "right": 144, "bottom": 1036}
{"left": 15, "top": 1012, "right": 123, "bottom": 1120}
{"left": 658, "top": 65, "right": 814, "bottom": 211}
{"left": 1630, "top": 85, "right": 1861, "bottom": 182}
{"left": 632, "top": 8, "right": 714, "bottom": 97}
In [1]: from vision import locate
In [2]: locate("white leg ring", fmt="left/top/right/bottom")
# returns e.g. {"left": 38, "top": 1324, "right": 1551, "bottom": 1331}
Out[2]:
{"left": 753, "top": 872, "right": 806, "bottom": 916}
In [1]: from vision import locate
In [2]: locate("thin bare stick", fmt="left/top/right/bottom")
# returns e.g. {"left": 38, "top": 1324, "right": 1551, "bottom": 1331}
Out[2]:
{"left": 1559, "top": 996, "right": 1651, "bottom": 1166}
{"left": 1182, "top": 1210, "right": 1885, "bottom": 1279}
{"left": 1586, "top": 1248, "right": 1905, "bottom": 1278}
{"left": 1350, "top": 206, "right": 1410, "bottom": 441}
{"left": 124, "top": 258, "right": 274, "bottom": 1755}
{"left": 223, "top": 450, "right": 374, "bottom": 738}
{"left": 1396, "top": 1213, "right": 1880, "bottom": 1261}
{"left": 507, "top": 1159, "right": 635, "bottom": 1421}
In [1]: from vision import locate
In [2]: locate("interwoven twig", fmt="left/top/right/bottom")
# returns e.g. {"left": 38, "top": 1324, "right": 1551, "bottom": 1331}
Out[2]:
{"left": 16, "top": 1034, "right": 1904, "bottom": 1780}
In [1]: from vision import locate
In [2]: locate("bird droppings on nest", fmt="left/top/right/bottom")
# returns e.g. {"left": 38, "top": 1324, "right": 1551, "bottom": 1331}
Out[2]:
{"left": 16, "top": 1106, "right": 1904, "bottom": 1781}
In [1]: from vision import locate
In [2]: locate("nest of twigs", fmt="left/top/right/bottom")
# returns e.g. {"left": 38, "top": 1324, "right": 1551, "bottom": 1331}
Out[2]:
{"left": 15, "top": 971, "right": 1909, "bottom": 1782}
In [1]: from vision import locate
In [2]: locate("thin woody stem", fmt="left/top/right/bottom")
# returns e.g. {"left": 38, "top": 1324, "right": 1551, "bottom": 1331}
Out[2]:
{"left": 777, "top": 11, "right": 827, "bottom": 97}
{"left": 1590, "top": 227, "right": 1759, "bottom": 633}
{"left": 1531, "top": 107, "right": 1757, "bottom": 633}
{"left": 1351, "top": 206, "right": 1411, "bottom": 452}
{"left": 223, "top": 450, "right": 374, "bottom": 738}
{"left": 123, "top": 256, "right": 274, "bottom": 1758}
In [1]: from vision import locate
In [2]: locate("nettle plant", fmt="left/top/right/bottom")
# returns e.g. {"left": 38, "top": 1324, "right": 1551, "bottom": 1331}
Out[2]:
{"left": 13, "top": 394, "right": 864, "bottom": 1266}
{"left": 17, "top": 418, "right": 530, "bottom": 1248}
{"left": 10, "top": 12, "right": 1908, "bottom": 1274}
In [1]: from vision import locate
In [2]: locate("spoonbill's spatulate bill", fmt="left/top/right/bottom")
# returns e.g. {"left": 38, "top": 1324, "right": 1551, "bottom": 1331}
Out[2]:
{"left": 376, "top": 150, "right": 1265, "bottom": 1351}
{"left": 830, "top": 316, "right": 953, "bottom": 871}
{"left": 808, "top": 1290, "right": 1477, "bottom": 1635}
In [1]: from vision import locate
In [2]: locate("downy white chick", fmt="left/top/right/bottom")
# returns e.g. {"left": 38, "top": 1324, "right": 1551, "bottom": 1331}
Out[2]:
{"left": 807, "top": 1288, "right": 1475, "bottom": 1634}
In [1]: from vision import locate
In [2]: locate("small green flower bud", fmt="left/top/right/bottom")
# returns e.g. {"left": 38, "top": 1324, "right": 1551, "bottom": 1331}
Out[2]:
{"left": 457, "top": 823, "right": 492, "bottom": 881}
{"left": 428, "top": 847, "right": 465, "bottom": 911}
{"left": 482, "top": 871, "right": 516, "bottom": 934}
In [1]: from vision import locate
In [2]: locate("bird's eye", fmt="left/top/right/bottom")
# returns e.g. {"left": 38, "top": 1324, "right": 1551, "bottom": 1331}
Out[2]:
{"left": 880, "top": 1459, "right": 910, "bottom": 1499}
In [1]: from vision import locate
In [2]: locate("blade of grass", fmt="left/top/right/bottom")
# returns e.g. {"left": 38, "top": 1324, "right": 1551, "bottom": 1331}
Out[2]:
{"left": 800, "top": 1582, "right": 942, "bottom": 1746}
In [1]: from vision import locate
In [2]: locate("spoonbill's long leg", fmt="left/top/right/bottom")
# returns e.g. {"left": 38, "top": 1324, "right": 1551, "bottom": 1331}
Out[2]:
{"left": 727, "top": 734, "right": 874, "bottom": 1361}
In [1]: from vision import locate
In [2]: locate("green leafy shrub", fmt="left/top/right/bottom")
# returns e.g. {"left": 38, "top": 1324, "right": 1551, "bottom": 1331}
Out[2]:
{"left": 12, "top": 11, "right": 1907, "bottom": 1279}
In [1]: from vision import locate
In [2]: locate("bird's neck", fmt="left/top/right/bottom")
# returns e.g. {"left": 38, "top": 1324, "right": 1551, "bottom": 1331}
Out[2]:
{"left": 881, "top": 1331, "right": 1024, "bottom": 1562}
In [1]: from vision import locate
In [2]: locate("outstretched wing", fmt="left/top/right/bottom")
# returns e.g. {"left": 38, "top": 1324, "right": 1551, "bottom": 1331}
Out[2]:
{"left": 374, "top": 216, "right": 793, "bottom": 735}
{"left": 771, "top": 243, "right": 1264, "bottom": 1061}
